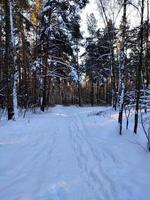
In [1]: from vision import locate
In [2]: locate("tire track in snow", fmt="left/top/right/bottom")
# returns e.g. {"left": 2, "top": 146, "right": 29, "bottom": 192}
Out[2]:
{"left": 69, "top": 124, "right": 101, "bottom": 200}
{"left": 79, "top": 115, "right": 119, "bottom": 165}
{"left": 70, "top": 122, "right": 107, "bottom": 200}
{"left": 32, "top": 129, "right": 58, "bottom": 196}
{"left": 79, "top": 115, "right": 133, "bottom": 198}
{"left": 70, "top": 115, "right": 118, "bottom": 200}
{"left": 78, "top": 116, "right": 119, "bottom": 198}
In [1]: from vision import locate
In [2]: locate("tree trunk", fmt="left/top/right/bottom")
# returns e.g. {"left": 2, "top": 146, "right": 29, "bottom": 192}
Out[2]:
{"left": 134, "top": 0, "right": 145, "bottom": 134}
{"left": 91, "top": 79, "right": 94, "bottom": 106}
{"left": 145, "top": 0, "right": 149, "bottom": 87}
{"left": 41, "top": 44, "right": 48, "bottom": 112}
{"left": 118, "top": 0, "right": 127, "bottom": 135}
{"left": 5, "top": 0, "right": 14, "bottom": 120}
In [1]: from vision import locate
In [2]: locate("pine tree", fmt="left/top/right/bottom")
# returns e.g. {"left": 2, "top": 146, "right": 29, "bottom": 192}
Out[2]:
{"left": 134, "top": 0, "right": 145, "bottom": 134}
{"left": 118, "top": 0, "right": 127, "bottom": 135}
{"left": 4, "top": 0, "right": 14, "bottom": 120}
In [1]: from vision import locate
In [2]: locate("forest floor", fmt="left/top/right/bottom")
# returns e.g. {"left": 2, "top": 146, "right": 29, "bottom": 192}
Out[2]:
{"left": 0, "top": 106, "right": 150, "bottom": 200}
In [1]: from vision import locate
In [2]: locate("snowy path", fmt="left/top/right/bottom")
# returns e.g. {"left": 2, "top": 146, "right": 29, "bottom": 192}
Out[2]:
{"left": 70, "top": 115, "right": 117, "bottom": 200}
{"left": 0, "top": 106, "right": 150, "bottom": 200}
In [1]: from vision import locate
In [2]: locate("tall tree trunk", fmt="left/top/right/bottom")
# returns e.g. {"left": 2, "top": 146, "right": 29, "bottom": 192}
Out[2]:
{"left": 118, "top": 0, "right": 127, "bottom": 135}
{"left": 134, "top": 0, "right": 145, "bottom": 134}
{"left": 111, "top": 40, "right": 117, "bottom": 110}
{"left": 76, "top": 42, "right": 81, "bottom": 107}
{"left": 4, "top": 0, "right": 14, "bottom": 120}
{"left": 145, "top": 0, "right": 149, "bottom": 87}
{"left": 10, "top": 0, "right": 18, "bottom": 118}
{"left": 77, "top": 75, "right": 81, "bottom": 106}
{"left": 21, "top": 30, "right": 28, "bottom": 109}
{"left": 91, "top": 79, "right": 94, "bottom": 106}
{"left": 41, "top": 44, "right": 48, "bottom": 112}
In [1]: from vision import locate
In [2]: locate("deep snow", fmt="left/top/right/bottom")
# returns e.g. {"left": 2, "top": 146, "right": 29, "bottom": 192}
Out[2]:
{"left": 0, "top": 106, "right": 150, "bottom": 200}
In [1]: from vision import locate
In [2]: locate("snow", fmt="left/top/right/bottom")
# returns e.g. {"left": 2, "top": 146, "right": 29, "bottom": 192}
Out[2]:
{"left": 0, "top": 106, "right": 150, "bottom": 200}
{"left": 70, "top": 67, "right": 78, "bottom": 82}
{"left": 43, "top": 6, "right": 51, "bottom": 13}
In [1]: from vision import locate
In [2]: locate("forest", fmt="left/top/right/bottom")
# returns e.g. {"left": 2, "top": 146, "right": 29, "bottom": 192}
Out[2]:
{"left": 0, "top": 0, "right": 150, "bottom": 199}
{"left": 0, "top": 0, "right": 150, "bottom": 136}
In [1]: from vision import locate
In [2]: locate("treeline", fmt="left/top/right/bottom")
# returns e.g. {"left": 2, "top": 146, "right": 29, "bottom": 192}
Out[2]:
{"left": 86, "top": 0, "right": 150, "bottom": 149}
{"left": 0, "top": 0, "right": 89, "bottom": 117}
{"left": 85, "top": 0, "right": 150, "bottom": 135}
{"left": 0, "top": 0, "right": 150, "bottom": 139}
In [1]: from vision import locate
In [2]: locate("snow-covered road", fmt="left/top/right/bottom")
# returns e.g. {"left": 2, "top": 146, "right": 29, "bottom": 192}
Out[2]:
{"left": 0, "top": 106, "right": 150, "bottom": 200}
